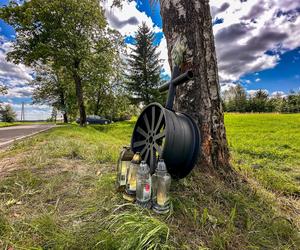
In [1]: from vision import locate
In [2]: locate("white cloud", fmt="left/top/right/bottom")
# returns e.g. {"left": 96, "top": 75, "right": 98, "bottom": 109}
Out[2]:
{"left": 103, "top": 0, "right": 162, "bottom": 37}
{"left": 247, "top": 90, "right": 258, "bottom": 97}
{"left": 271, "top": 91, "right": 285, "bottom": 97}
{"left": 210, "top": 0, "right": 300, "bottom": 84}
{"left": 220, "top": 82, "right": 236, "bottom": 92}
{"left": 5, "top": 86, "right": 34, "bottom": 98}
{"left": 0, "top": 37, "right": 33, "bottom": 87}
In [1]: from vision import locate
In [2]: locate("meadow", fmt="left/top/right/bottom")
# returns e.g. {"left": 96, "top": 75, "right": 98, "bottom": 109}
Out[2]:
{"left": 0, "top": 113, "right": 299, "bottom": 249}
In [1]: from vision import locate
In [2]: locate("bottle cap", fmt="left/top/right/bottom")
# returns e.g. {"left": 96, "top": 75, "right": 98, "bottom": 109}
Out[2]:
{"left": 156, "top": 159, "right": 167, "bottom": 172}
{"left": 138, "top": 161, "right": 150, "bottom": 174}
{"left": 131, "top": 152, "right": 141, "bottom": 163}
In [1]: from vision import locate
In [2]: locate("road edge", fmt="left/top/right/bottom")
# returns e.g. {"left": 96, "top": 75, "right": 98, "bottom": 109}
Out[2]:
{"left": 0, "top": 126, "right": 56, "bottom": 149}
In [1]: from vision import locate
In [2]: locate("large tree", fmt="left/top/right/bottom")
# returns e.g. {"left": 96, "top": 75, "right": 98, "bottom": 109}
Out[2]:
{"left": 223, "top": 84, "right": 247, "bottom": 112}
{"left": 159, "top": 1, "right": 231, "bottom": 174}
{"left": 0, "top": 0, "right": 109, "bottom": 126}
{"left": 250, "top": 89, "right": 269, "bottom": 113}
{"left": 127, "top": 22, "right": 164, "bottom": 105}
{"left": 84, "top": 29, "right": 120, "bottom": 116}
{"left": 29, "top": 65, "right": 75, "bottom": 123}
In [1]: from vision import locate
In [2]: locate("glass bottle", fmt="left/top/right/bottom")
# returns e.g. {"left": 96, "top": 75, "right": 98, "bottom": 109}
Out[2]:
{"left": 116, "top": 146, "right": 134, "bottom": 190}
{"left": 136, "top": 161, "right": 151, "bottom": 207}
{"left": 125, "top": 152, "right": 141, "bottom": 195}
{"left": 152, "top": 159, "right": 171, "bottom": 214}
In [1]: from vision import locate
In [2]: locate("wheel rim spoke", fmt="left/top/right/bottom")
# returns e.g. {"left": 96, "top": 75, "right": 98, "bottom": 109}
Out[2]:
{"left": 154, "top": 131, "right": 165, "bottom": 140}
{"left": 153, "top": 143, "right": 162, "bottom": 156}
{"left": 144, "top": 148, "right": 150, "bottom": 162}
{"left": 133, "top": 140, "right": 146, "bottom": 148}
{"left": 151, "top": 106, "right": 155, "bottom": 130}
{"left": 143, "top": 114, "right": 150, "bottom": 131}
{"left": 150, "top": 147, "right": 154, "bottom": 169}
{"left": 136, "top": 126, "right": 148, "bottom": 138}
{"left": 133, "top": 106, "right": 166, "bottom": 169}
{"left": 140, "top": 145, "right": 147, "bottom": 156}
{"left": 154, "top": 110, "right": 163, "bottom": 133}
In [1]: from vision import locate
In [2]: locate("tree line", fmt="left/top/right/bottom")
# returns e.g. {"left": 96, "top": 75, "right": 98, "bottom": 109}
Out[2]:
{"left": 0, "top": 0, "right": 164, "bottom": 125}
{"left": 222, "top": 84, "right": 300, "bottom": 113}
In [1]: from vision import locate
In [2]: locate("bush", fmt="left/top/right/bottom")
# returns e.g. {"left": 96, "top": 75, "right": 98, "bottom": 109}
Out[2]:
{"left": 0, "top": 104, "right": 17, "bottom": 122}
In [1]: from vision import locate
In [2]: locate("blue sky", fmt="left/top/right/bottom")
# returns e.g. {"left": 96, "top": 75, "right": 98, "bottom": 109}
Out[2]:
{"left": 1, "top": 0, "right": 300, "bottom": 119}
{"left": 241, "top": 48, "right": 300, "bottom": 93}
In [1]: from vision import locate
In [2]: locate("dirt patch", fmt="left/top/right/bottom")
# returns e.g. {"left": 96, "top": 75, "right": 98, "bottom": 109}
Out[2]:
{"left": 0, "top": 155, "right": 27, "bottom": 178}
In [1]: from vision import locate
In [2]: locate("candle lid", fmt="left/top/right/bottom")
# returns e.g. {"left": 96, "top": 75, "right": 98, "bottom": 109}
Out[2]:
{"left": 138, "top": 161, "right": 150, "bottom": 174}
{"left": 131, "top": 152, "right": 142, "bottom": 163}
{"left": 156, "top": 159, "right": 167, "bottom": 173}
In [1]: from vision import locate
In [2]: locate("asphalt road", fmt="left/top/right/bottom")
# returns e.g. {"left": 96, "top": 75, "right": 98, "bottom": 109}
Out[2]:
{"left": 0, "top": 124, "right": 55, "bottom": 148}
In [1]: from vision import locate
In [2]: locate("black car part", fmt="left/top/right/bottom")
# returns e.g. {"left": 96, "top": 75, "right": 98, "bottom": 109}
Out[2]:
{"left": 131, "top": 67, "right": 200, "bottom": 179}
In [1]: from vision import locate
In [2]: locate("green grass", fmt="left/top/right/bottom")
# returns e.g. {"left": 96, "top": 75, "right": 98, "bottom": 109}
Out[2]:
{"left": 226, "top": 113, "right": 300, "bottom": 195}
{"left": 0, "top": 114, "right": 299, "bottom": 249}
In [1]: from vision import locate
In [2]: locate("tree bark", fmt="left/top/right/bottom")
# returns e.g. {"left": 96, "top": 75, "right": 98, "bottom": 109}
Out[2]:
{"left": 94, "top": 89, "right": 101, "bottom": 116}
{"left": 63, "top": 113, "right": 68, "bottom": 123}
{"left": 72, "top": 65, "right": 86, "bottom": 126}
{"left": 160, "top": 0, "right": 232, "bottom": 174}
{"left": 58, "top": 88, "right": 68, "bottom": 123}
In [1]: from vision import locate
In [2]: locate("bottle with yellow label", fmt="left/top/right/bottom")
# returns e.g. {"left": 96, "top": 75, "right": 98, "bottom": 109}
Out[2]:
{"left": 116, "top": 146, "right": 134, "bottom": 190}
{"left": 152, "top": 159, "right": 171, "bottom": 214}
{"left": 125, "top": 152, "right": 141, "bottom": 197}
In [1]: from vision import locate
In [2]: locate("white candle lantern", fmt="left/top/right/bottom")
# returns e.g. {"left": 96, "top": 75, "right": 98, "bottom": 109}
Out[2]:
{"left": 136, "top": 161, "right": 151, "bottom": 207}
{"left": 125, "top": 152, "right": 141, "bottom": 196}
{"left": 152, "top": 159, "right": 171, "bottom": 214}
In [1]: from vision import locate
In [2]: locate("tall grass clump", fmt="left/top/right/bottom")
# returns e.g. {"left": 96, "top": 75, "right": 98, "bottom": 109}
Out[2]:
{"left": 102, "top": 205, "right": 170, "bottom": 250}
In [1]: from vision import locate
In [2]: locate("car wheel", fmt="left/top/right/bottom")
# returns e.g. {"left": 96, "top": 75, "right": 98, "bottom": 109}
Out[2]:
{"left": 87, "top": 121, "right": 90, "bottom": 125}
{"left": 105, "top": 121, "right": 108, "bottom": 124}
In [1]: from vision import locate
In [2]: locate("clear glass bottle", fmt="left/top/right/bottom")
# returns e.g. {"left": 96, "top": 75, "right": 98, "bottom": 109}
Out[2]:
{"left": 125, "top": 152, "right": 141, "bottom": 195}
{"left": 116, "top": 146, "right": 134, "bottom": 190}
{"left": 152, "top": 159, "right": 171, "bottom": 214}
{"left": 136, "top": 161, "right": 151, "bottom": 207}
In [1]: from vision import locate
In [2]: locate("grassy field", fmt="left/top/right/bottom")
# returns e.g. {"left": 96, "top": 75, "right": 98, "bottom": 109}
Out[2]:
{"left": 0, "top": 114, "right": 299, "bottom": 249}
{"left": 226, "top": 113, "right": 300, "bottom": 195}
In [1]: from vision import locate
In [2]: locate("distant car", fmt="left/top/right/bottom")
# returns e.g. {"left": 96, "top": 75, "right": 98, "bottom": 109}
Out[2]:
{"left": 76, "top": 115, "right": 111, "bottom": 125}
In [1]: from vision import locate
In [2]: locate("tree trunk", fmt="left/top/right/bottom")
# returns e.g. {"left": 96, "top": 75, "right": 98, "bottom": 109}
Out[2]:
{"left": 72, "top": 68, "right": 86, "bottom": 126}
{"left": 94, "top": 89, "right": 101, "bottom": 116}
{"left": 59, "top": 88, "right": 68, "bottom": 123}
{"left": 63, "top": 113, "right": 68, "bottom": 123}
{"left": 160, "top": 0, "right": 232, "bottom": 174}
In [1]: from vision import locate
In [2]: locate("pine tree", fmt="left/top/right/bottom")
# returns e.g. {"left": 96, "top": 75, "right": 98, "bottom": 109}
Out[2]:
{"left": 127, "top": 22, "right": 163, "bottom": 105}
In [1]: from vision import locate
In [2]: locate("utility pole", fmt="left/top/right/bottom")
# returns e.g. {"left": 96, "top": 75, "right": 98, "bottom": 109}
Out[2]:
{"left": 21, "top": 102, "right": 25, "bottom": 121}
